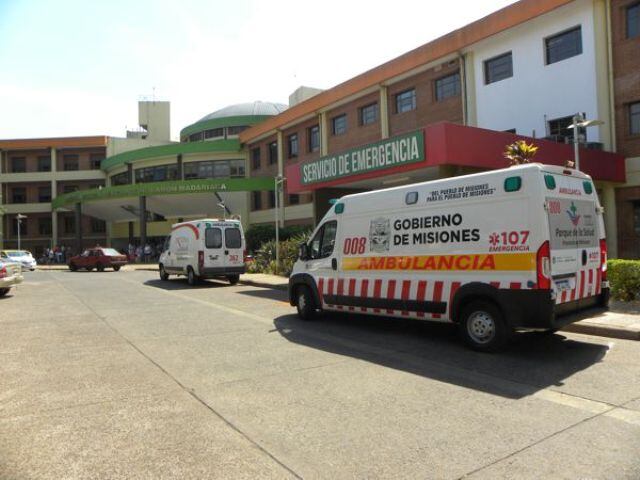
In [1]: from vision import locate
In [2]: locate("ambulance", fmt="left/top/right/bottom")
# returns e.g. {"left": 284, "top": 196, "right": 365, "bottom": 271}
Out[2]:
{"left": 288, "top": 164, "right": 609, "bottom": 351}
{"left": 159, "top": 218, "right": 245, "bottom": 286}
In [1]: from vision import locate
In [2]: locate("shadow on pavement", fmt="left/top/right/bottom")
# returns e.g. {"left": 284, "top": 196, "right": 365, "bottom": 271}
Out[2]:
{"left": 237, "top": 288, "right": 289, "bottom": 302}
{"left": 273, "top": 311, "right": 609, "bottom": 399}
{"left": 144, "top": 278, "right": 233, "bottom": 290}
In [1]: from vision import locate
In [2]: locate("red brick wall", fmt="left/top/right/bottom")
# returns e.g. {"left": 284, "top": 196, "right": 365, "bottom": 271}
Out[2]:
{"left": 616, "top": 185, "right": 640, "bottom": 259}
{"left": 55, "top": 147, "right": 106, "bottom": 171}
{"left": 326, "top": 91, "right": 380, "bottom": 153}
{"left": 3, "top": 149, "right": 51, "bottom": 173}
{"left": 388, "top": 60, "right": 464, "bottom": 137}
{"left": 611, "top": 0, "right": 640, "bottom": 158}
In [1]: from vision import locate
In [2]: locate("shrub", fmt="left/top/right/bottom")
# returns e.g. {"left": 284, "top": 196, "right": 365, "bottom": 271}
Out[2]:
{"left": 247, "top": 232, "right": 310, "bottom": 277}
{"left": 607, "top": 259, "right": 640, "bottom": 301}
{"left": 245, "top": 224, "right": 312, "bottom": 253}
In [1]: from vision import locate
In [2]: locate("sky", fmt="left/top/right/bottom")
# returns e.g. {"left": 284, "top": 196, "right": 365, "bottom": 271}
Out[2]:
{"left": 0, "top": 0, "right": 516, "bottom": 140}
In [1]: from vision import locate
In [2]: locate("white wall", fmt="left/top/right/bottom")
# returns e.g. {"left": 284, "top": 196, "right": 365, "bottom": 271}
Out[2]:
{"left": 468, "top": 0, "right": 601, "bottom": 143}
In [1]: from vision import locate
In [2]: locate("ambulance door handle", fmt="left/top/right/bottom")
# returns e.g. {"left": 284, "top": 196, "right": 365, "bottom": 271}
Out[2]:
{"left": 581, "top": 250, "right": 587, "bottom": 266}
{"left": 331, "top": 258, "right": 337, "bottom": 270}
{"left": 224, "top": 250, "right": 229, "bottom": 255}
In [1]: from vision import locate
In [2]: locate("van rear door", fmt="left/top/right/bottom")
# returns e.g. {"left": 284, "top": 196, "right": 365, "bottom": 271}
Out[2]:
{"left": 204, "top": 224, "right": 225, "bottom": 272}
{"left": 223, "top": 224, "right": 244, "bottom": 270}
{"left": 544, "top": 173, "right": 601, "bottom": 304}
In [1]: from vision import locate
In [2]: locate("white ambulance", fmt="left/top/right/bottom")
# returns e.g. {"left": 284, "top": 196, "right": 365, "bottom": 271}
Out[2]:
{"left": 289, "top": 164, "right": 609, "bottom": 351}
{"left": 159, "top": 218, "right": 245, "bottom": 286}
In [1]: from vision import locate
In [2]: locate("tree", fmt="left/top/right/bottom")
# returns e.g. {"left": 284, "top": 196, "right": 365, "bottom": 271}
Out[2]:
{"left": 504, "top": 140, "right": 538, "bottom": 166}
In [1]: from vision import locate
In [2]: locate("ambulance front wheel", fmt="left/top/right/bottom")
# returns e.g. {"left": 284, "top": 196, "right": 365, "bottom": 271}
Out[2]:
{"left": 296, "top": 285, "right": 317, "bottom": 321}
{"left": 459, "top": 300, "right": 511, "bottom": 352}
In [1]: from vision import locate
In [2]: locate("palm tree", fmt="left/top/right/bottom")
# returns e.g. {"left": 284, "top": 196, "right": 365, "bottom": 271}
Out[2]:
{"left": 504, "top": 140, "right": 538, "bottom": 166}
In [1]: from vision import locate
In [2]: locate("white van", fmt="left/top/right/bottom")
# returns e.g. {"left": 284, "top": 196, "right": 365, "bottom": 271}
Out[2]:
{"left": 159, "top": 218, "right": 245, "bottom": 286}
{"left": 289, "top": 164, "right": 609, "bottom": 351}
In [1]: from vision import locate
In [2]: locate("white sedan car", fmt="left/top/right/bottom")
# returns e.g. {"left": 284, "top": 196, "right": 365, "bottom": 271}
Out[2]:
{"left": 0, "top": 250, "right": 37, "bottom": 271}
{"left": 0, "top": 259, "right": 23, "bottom": 297}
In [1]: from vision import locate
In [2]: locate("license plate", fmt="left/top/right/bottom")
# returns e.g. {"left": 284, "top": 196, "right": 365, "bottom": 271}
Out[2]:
{"left": 555, "top": 279, "right": 571, "bottom": 290}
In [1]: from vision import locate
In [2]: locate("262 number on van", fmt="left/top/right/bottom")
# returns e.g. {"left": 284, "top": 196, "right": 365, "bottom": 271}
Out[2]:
{"left": 343, "top": 237, "right": 367, "bottom": 255}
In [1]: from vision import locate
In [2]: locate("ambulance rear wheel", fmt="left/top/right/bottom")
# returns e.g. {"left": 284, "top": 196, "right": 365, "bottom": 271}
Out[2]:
{"left": 187, "top": 267, "right": 198, "bottom": 286}
{"left": 227, "top": 274, "right": 239, "bottom": 285}
{"left": 459, "top": 300, "right": 510, "bottom": 352}
{"left": 296, "top": 285, "right": 317, "bottom": 321}
{"left": 159, "top": 264, "right": 169, "bottom": 281}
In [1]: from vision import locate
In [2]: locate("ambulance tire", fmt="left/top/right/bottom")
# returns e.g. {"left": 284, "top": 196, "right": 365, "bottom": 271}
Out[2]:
{"left": 227, "top": 274, "right": 240, "bottom": 285}
{"left": 459, "top": 300, "right": 510, "bottom": 352}
{"left": 0, "top": 288, "right": 9, "bottom": 297}
{"left": 295, "top": 285, "right": 317, "bottom": 321}
{"left": 187, "top": 267, "right": 199, "bottom": 286}
{"left": 159, "top": 264, "right": 169, "bottom": 281}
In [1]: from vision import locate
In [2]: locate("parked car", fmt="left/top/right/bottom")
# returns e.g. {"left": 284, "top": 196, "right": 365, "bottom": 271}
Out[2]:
{"left": 0, "top": 259, "right": 23, "bottom": 297}
{"left": 0, "top": 250, "right": 37, "bottom": 271}
{"left": 68, "top": 247, "right": 128, "bottom": 272}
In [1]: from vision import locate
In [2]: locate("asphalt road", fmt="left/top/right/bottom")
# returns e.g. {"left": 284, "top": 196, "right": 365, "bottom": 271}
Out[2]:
{"left": 2, "top": 269, "right": 640, "bottom": 479}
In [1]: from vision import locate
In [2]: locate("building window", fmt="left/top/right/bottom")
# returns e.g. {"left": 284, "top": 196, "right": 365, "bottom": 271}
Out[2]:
{"left": 135, "top": 164, "right": 179, "bottom": 183}
{"left": 229, "top": 159, "right": 245, "bottom": 177}
{"left": 545, "top": 26, "right": 582, "bottom": 65}
{"left": 64, "top": 216, "right": 75, "bottom": 234}
{"left": 331, "top": 114, "right": 347, "bottom": 135}
{"left": 268, "top": 191, "right": 276, "bottom": 208}
{"left": 91, "top": 218, "right": 106, "bottom": 233}
{"left": 628, "top": 2, "right": 639, "bottom": 38}
{"left": 38, "top": 186, "right": 51, "bottom": 203}
{"left": 395, "top": 88, "right": 416, "bottom": 113}
{"left": 504, "top": 128, "right": 517, "bottom": 134}
{"left": 63, "top": 154, "right": 79, "bottom": 171}
{"left": 12, "top": 217, "right": 27, "bottom": 236}
{"left": 288, "top": 134, "right": 298, "bottom": 158}
{"left": 226, "top": 126, "right": 247, "bottom": 135}
{"left": 11, "top": 187, "right": 27, "bottom": 204}
{"left": 630, "top": 102, "right": 640, "bottom": 135}
{"left": 10, "top": 157, "right": 26, "bottom": 173}
{"left": 289, "top": 194, "right": 300, "bottom": 205}
{"left": 251, "top": 147, "right": 261, "bottom": 170}
{"left": 435, "top": 72, "right": 461, "bottom": 101}
{"left": 63, "top": 185, "right": 79, "bottom": 194}
{"left": 359, "top": 103, "right": 378, "bottom": 125}
{"left": 204, "top": 128, "right": 224, "bottom": 139}
{"left": 37, "top": 156, "right": 51, "bottom": 172}
{"left": 308, "top": 125, "right": 320, "bottom": 152}
{"left": 484, "top": 53, "right": 513, "bottom": 84}
{"left": 189, "top": 132, "right": 204, "bottom": 142}
{"left": 252, "top": 191, "right": 262, "bottom": 210}
{"left": 38, "top": 217, "right": 52, "bottom": 236}
{"left": 111, "top": 172, "right": 129, "bottom": 186}
{"left": 269, "top": 141, "right": 278, "bottom": 165}
{"left": 634, "top": 201, "right": 640, "bottom": 234}
{"left": 90, "top": 153, "right": 104, "bottom": 170}
{"left": 548, "top": 115, "right": 585, "bottom": 143}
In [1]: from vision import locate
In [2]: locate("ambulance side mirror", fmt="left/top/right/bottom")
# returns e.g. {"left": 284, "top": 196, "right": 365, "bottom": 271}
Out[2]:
{"left": 299, "top": 243, "right": 309, "bottom": 261}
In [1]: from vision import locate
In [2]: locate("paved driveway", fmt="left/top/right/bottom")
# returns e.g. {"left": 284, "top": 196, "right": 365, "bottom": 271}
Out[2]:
{"left": 1, "top": 270, "right": 639, "bottom": 479}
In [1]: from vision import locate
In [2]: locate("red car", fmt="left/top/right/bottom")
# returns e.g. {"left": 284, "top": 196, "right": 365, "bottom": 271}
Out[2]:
{"left": 68, "top": 247, "right": 128, "bottom": 272}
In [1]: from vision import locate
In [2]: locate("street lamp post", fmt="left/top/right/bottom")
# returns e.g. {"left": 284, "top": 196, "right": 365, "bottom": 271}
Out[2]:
{"left": 567, "top": 113, "right": 604, "bottom": 171}
{"left": 16, "top": 214, "right": 27, "bottom": 250}
{"left": 274, "top": 175, "right": 285, "bottom": 275}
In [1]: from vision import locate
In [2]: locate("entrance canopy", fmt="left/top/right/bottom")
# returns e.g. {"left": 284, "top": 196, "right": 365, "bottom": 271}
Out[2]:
{"left": 286, "top": 122, "right": 626, "bottom": 193}
{"left": 52, "top": 177, "right": 274, "bottom": 222}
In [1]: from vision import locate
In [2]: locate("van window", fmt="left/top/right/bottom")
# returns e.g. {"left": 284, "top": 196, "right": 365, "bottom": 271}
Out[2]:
{"left": 162, "top": 236, "right": 170, "bottom": 252}
{"left": 309, "top": 221, "right": 337, "bottom": 259}
{"left": 205, "top": 228, "right": 222, "bottom": 248}
{"left": 544, "top": 175, "right": 556, "bottom": 190}
{"left": 583, "top": 181, "right": 593, "bottom": 194}
{"left": 225, "top": 228, "right": 242, "bottom": 248}
{"left": 504, "top": 176, "right": 522, "bottom": 192}
{"left": 406, "top": 192, "right": 418, "bottom": 205}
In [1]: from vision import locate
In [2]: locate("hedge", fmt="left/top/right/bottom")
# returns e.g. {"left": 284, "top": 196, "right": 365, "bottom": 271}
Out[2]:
{"left": 608, "top": 259, "right": 640, "bottom": 301}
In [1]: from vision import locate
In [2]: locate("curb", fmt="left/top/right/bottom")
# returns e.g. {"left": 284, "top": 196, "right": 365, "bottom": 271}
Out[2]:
{"left": 562, "top": 322, "right": 640, "bottom": 341}
{"left": 239, "top": 279, "right": 288, "bottom": 292}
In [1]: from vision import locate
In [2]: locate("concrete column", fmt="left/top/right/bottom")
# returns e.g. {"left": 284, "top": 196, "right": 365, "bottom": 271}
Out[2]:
{"left": 379, "top": 86, "right": 389, "bottom": 139}
{"left": 319, "top": 113, "right": 328, "bottom": 156}
{"left": 51, "top": 180, "right": 58, "bottom": 247}
{"left": 276, "top": 130, "right": 285, "bottom": 227}
{"left": 128, "top": 222, "right": 134, "bottom": 245}
{"left": 128, "top": 163, "right": 134, "bottom": 184}
{"left": 601, "top": 183, "right": 618, "bottom": 258}
{"left": 139, "top": 196, "right": 147, "bottom": 252}
{"left": 50, "top": 147, "right": 57, "bottom": 173}
{"left": 177, "top": 154, "right": 184, "bottom": 180}
{"left": 74, "top": 202, "right": 83, "bottom": 253}
{"left": 462, "top": 52, "right": 478, "bottom": 127}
